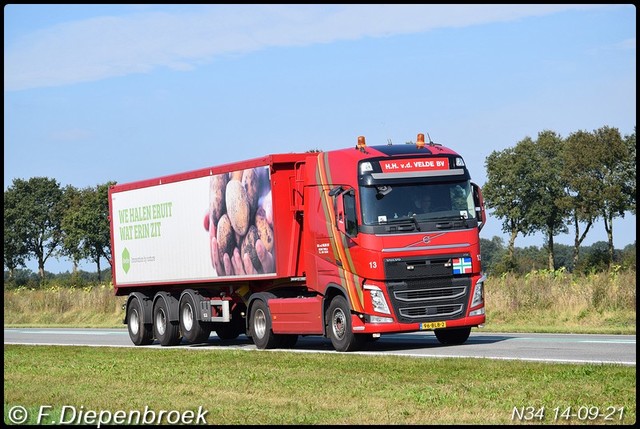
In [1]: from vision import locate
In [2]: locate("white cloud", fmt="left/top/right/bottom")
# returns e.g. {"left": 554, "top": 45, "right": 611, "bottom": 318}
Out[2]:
{"left": 4, "top": 4, "right": 614, "bottom": 91}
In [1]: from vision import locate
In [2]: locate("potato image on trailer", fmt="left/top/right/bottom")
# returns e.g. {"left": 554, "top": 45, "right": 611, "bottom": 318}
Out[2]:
{"left": 241, "top": 225, "right": 262, "bottom": 273}
{"left": 242, "top": 168, "right": 260, "bottom": 218}
{"left": 255, "top": 206, "right": 274, "bottom": 253}
{"left": 229, "top": 170, "right": 243, "bottom": 181}
{"left": 209, "top": 173, "right": 228, "bottom": 225}
{"left": 225, "top": 179, "right": 251, "bottom": 236}
{"left": 216, "top": 213, "right": 236, "bottom": 257}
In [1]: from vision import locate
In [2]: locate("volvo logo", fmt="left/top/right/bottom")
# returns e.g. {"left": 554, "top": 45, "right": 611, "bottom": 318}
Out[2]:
{"left": 422, "top": 232, "right": 445, "bottom": 244}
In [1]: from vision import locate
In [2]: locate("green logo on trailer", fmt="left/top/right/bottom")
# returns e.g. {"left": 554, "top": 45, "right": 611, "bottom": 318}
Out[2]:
{"left": 122, "top": 248, "right": 130, "bottom": 274}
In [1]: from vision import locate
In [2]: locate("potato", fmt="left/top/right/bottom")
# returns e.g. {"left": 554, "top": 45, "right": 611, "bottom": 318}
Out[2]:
{"left": 242, "top": 168, "right": 260, "bottom": 218}
{"left": 241, "top": 225, "right": 262, "bottom": 273}
{"left": 216, "top": 214, "right": 235, "bottom": 256}
{"left": 209, "top": 173, "right": 228, "bottom": 225}
{"left": 225, "top": 179, "right": 251, "bottom": 236}
{"left": 255, "top": 206, "right": 274, "bottom": 252}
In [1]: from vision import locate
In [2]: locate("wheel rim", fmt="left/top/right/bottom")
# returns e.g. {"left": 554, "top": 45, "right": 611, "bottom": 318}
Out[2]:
{"left": 254, "top": 308, "right": 266, "bottom": 339}
{"left": 182, "top": 302, "right": 194, "bottom": 332}
{"left": 156, "top": 308, "right": 167, "bottom": 336}
{"left": 130, "top": 308, "right": 140, "bottom": 335}
{"left": 332, "top": 308, "right": 346, "bottom": 340}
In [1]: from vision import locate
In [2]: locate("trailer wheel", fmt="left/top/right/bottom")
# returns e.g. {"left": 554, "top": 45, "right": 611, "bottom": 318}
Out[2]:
{"left": 153, "top": 298, "right": 181, "bottom": 346}
{"left": 326, "top": 295, "right": 364, "bottom": 352}
{"left": 179, "top": 294, "right": 211, "bottom": 344}
{"left": 127, "top": 297, "right": 153, "bottom": 346}
{"left": 212, "top": 311, "right": 245, "bottom": 340}
{"left": 249, "top": 299, "right": 279, "bottom": 349}
{"left": 434, "top": 327, "right": 471, "bottom": 345}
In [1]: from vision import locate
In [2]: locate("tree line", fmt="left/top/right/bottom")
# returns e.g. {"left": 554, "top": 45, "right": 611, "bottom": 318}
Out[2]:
{"left": 4, "top": 179, "right": 114, "bottom": 281}
{"left": 482, "top": 125, "right": 635, "bottom": 271}
{"left": 4, "top": 125, "right": 636, "bottom": 282}
{"left": 4, "top": 236, "right": 635, "bottom": 289}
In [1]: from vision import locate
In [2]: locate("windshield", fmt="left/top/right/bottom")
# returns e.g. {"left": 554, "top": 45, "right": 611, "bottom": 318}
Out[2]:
{"left": 360, "top": 181, "right": 476, "bottom": 226}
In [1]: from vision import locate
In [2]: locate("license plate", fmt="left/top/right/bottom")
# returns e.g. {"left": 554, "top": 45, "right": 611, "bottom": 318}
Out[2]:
{"left": 420, "top": 321, "right": 447, "bottom": 330}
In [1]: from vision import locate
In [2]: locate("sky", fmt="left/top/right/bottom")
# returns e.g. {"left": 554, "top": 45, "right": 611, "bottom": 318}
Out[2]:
{"left": 4, "top": 4, "right": 636, "bottom": 274}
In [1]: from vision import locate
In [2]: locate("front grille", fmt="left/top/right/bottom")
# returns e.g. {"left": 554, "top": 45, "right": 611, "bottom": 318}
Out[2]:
{"left": 394, "top": 285, "right": 466, "bottom": 302}
{"left": 399, "top": 304, "right": 464, "bottom": 319}
{"left": 384, "top": 256, "right": 471, "bottom": 323}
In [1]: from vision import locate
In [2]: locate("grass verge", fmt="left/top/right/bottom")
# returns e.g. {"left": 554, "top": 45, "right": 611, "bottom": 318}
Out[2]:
{"left": 4, "top": 344, "right": 636, "bottom": 425}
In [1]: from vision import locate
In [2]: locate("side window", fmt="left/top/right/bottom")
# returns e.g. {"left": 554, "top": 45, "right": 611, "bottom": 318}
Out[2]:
{"left": 344, "top": 191, "right": 358, "bottom": 236}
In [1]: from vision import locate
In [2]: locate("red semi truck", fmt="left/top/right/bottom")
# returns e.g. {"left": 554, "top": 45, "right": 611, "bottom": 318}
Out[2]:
{"left": 109, "top": 133, "right": 487, "bottom": 351}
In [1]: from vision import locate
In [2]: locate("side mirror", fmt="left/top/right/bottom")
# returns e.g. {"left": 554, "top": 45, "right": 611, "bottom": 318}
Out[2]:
{"left": 471, "top": 182, "right": 486, "bottom": 232}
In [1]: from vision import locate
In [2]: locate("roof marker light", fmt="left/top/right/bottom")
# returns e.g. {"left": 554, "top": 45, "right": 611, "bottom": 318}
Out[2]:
{"left": 357, "top": 135, "right": 367, "bottom": 151}
{"left": 416, "top": 133, "right": 426, "bottom": 149}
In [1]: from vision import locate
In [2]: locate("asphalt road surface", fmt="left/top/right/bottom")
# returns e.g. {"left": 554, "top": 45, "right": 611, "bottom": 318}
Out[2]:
{"left": 4, "top": 328, "right": 635, "bottom": 366}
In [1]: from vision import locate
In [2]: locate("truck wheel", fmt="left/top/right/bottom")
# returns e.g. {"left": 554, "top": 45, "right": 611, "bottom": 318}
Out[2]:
{"left": 179, "top": 294, "right": 211, "bottom": 344}
{"left": 153, "top": 298, "right": 181, "bottom": 346}
{"left": 326, "top": 295, "right": 364, "bottom": 352}
{"left": 212, "top": 306, "right": 245, "bottom": 340}
{"left": 127, "top": 297, "right": 153, "bottom": 346}
{"left": 434, "top": 327, "right": 471, "bottom": 345}
{"left": 249, "top": 299, "right": 279, "bottom": 349}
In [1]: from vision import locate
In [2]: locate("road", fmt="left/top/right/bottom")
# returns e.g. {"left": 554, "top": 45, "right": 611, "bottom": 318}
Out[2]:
{"left": 4, "top": 328, "right": 635, "bottom": 366}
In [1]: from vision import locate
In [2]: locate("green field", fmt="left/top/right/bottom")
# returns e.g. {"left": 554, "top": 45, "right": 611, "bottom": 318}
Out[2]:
{"left": 3, "top": 345, "right": 636, "bottom": 425}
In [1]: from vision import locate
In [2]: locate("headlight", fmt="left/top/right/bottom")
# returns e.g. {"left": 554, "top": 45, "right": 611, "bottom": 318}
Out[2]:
{"left": 471, "top": 275, "right": 486, "bottom": 308}
{"left": 364, "top": 285, "right": 390, "bottom": 314}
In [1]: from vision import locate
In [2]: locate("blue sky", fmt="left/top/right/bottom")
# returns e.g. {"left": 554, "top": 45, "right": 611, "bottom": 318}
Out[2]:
{"left": 4, "top": 4, "right": 636, "bottom": 274}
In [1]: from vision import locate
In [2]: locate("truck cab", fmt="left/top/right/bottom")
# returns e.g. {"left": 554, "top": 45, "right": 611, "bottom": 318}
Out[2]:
{"left": 300, "top": 134, "right": 486, "bottom": 350}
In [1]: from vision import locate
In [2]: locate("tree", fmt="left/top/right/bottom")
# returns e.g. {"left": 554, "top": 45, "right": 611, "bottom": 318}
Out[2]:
{"left": 622, "top": 127, "right": 636, "bottom": 215}
{"left": 60, "top": 185, "right": 89, "bottom": 273}
{"left": 483, "top": 145, "right": 532, "bottom": 270}
{"left": 83, "top": 182, "right": 115, "bottom": 280}
{"left": 523, "top": 130, "right": 569, "bottom": 271}
{"left": 575, "top": 241, "right": 611, "bottom": 273}
{"left": 3, "top": 191, "right": 27, "bottom": 279}
{"left": 479, "top": 236, "right": 506, "bottom": 274}
{"left": 591, "top": 126, "right": 633, "bottom": 266}
{"left": 620, "top": 241, "right": 636, "bottom": 270}
{"left": 59, "top": 182, "right": 115, "bottom": 281}
{"left": 4, "top": 177, "right": 64, "bottom": 281}
{"left": 562, "top": 130, "right": 600, "bottom": 268}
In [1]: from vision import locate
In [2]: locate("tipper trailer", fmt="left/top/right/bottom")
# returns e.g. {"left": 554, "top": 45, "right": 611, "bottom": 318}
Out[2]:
{"left": 109, "top": 133, "right": 487, "bottom": 351}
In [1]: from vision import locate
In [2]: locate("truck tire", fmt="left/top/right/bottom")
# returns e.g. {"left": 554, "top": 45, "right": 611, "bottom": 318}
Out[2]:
{"left": 212, "top": 305, "right": 245, "bottom": 340}
{"left": 326, "top": 295, "right": 364, "bottom": 352}
{"left": 434, "top": 327, "right": 471, "bottom": 345}
{"left": 127, "top": 297, "right": 153, "bottom": 346}
{"left": 153, "top": 298, "right": 181, "bottom": 346}
{"left": 179, "top": 294, "right": 211, "bottom": 344}
{"left": 249, "top": 299, "right": 279, "bottom": 349}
